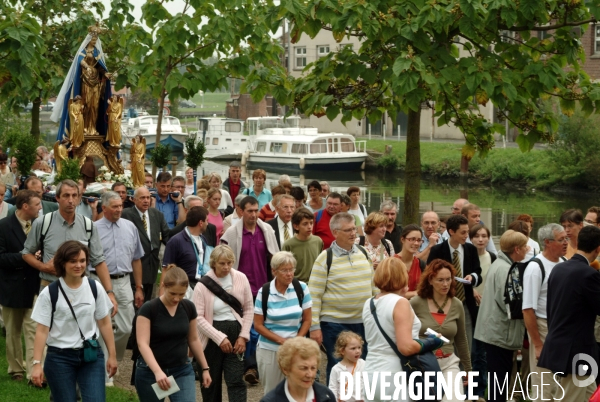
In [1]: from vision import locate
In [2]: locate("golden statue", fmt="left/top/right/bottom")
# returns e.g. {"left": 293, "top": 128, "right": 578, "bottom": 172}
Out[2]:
{"left": 130, "top": 135, "right": 146, "bottom": 188}
{"left": 106, "top": 95, "right": 123, "bottom": 147}
{"left": 53, "top": 139, "right": 70, "bottom": 174}
{"left": 68, "top": 96, "right": 85, "bottom": 148}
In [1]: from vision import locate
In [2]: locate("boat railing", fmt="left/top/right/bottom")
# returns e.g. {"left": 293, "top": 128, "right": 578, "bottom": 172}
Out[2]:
{"left": 355, "top": 140, "right": 367, "bottom": 153}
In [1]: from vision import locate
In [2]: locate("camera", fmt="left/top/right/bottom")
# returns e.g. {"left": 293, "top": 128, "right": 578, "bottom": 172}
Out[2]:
{"left": 169, "top": 191, "right": 180, "bottom": 198}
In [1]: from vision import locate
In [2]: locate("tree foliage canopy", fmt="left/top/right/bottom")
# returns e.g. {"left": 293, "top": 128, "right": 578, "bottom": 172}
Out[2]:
{"left": 247, "top": 0, "right": 600, "bottom": 156}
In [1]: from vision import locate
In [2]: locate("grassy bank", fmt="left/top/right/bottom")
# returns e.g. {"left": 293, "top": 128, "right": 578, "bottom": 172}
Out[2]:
{"left": 0, "top": 333, "right": 139, "bottom": 402}
{"left": 366, "top": 140, "right": 558, "bottom": 188}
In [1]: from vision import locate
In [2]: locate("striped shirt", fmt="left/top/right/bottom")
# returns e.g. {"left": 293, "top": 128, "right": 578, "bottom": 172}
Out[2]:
{"left": 254, "top": 280, "right": 312, "bottom": 351}
{"left": 308, "top": 241, "right": 377, "bottom": 330}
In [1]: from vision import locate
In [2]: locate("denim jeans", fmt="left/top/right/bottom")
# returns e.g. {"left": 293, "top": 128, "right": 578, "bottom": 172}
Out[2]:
{"left": 471, "top": 338, "right": 487, "bottom": 396}
{"left": 44, "top": 346, "right": 105, "bottom": 402}
{"left": 244, "top": 323, "right": 259, "bottom": 374}
{"left": 135, "top": 357, "right": 196, "bottom": 402}
{"left": 321, "top": 321, "right": 367, "bottom": 385}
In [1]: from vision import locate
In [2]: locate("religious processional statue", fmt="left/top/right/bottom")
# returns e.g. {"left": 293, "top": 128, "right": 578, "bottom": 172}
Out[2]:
{"left": 130, "top": 135, "right": 146, "bottom": 188}
{"left": 50, "top": 23, "right": 124, "bottom": 175}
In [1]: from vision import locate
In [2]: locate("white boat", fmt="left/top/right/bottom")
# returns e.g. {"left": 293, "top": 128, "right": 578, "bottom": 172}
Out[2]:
{"left": 243, "top": 116, "right": 368, "bottom": 171}
{"left": 122, "top": 115, "right": 187, "bottom": 156}
{"left": 191, "top": 117, "right": 247, "bottom": 160}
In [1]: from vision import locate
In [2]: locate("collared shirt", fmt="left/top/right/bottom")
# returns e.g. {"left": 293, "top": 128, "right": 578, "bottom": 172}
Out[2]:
{"left": 154, "top": 194, "right": 178, "bottom": 229}
{"left": 22, "top": 211, "right": 105, "bottom": 282}
{"left": 15, "top": 212, "right": 29, "bottom": 234}
{"left": 284, "top": 379, "right": 315, "bottom": 402}
{"left": 238, "top": 225, "right": 267, "bottom": 296}
{"left": 135, "top": 206, "right": 151, "bottom": 239}
{"left": 94, "top": 217, "right": 144, "bottom": 275}
{"left": 448, "top": 242, "right": 465, "bottom": 274}
{"left": 243, "top": 186, "right": 272, "bottom": 209}
{"left": 75, "top": 200, "right": 93, "bottom": 219}
{"left": 277, "top": 217, "right": 292, "bottom": 248}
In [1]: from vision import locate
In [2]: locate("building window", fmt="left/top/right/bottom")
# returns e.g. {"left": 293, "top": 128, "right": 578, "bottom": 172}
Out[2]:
{"left": 317, "top": 45, "right": 330, "bottom": 57}
{"left": 596, "top": 25, "right": 600, "bottom": 53}
{"left": 295, "top": 47, "right": 307, "bottom": 68}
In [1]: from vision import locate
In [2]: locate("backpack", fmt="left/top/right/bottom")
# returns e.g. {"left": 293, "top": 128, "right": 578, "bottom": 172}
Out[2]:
{"left": 49, "top": 277, "right": 97, "bottom": 330}
{"left": 504, "top": 257, "right": 566, "bottom": 320}
{"left": 261, "top": 279, "right": 305, "bottom": 319}
{"left": 359, "top": 203, "right": 367, "bottom": 218}
{"left": 358, "top": 236, "right": 391, "bottom": 256}
{"left": 325, "top": 245, "right": 369, "bottom": 274}
{"left": 39, "top": 212, "right": 93, "bottom": 257}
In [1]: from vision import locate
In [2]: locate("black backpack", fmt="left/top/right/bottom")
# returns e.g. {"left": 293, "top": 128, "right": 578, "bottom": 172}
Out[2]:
{"left": 261, "top": 279, "right": 304, "bottom": 319}
{"left": 504, "top": 257, "right": 565, "bottom": 320}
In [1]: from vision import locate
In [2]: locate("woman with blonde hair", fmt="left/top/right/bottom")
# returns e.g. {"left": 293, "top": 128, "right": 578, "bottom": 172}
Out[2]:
{"left": 356, "top": 212, "right": 395, "bottom": 270}
{"left": 206, "top": 188, "right": 224, "bottom": 242}
{"left": 193, "top": 245, "right": 253, "bottom": 402}
{"left": 183, "top": 167, "right": 195, "bottom": 197}
{"left": 134, "top": 264, "right": 211, "bottom": 401}
{"left": 207, "top": 172, "right": 233, "bottom": 211}
{"left": 260, "top": 337, "right": 336, "bottom": 402}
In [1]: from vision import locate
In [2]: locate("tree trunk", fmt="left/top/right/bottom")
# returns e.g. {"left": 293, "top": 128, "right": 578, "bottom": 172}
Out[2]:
{"left": 31, "top": 97, "right": 41, "bottom": 141}
{"left": 152, "top": 74, "right": 169, "bottom": 181}
{"left": 460, "top": 155, "right": 470, "bottom": 175}
{"left": 402, "top": 108, "right": 421, "bottom": 225}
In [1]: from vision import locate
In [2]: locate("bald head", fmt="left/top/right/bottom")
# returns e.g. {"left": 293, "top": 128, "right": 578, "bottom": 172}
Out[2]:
{"left": 452, "top": 198, "right": 469, "bottom": 215}
{"left": 133, "top": 187, "right": 151, "bottom": 212}
{"left": 421, "top": 211, "right": 440, "bottom": 237}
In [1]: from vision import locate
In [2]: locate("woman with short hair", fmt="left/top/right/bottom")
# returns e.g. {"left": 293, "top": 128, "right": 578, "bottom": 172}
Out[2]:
{"left": 305, "top": 180, "right": 325, "bottom": 213}
{"left": 260, "top": 337, "right": 336, "bottom": 402}
{"left": 242, "top": 169, "right": 272, "bottom": 209}
{"left": 183, "top": 167, "right": 194, "bottom": 197}
{"left": 346, "top": 186, "right": 367, "bottom": 228}
{"left": 254, "top": 251, "right": 312, "bottom": 394}
{"left": 193, "top": 245, "right": 253, "bottom": 402}
{"left": 355, "top": 212, "right": 395, "bottom": 270}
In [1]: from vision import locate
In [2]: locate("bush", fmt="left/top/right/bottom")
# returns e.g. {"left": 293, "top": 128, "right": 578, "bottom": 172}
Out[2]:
{"left": 4, "top": 129, "right": 38, "bottom": 176}
{"left": 377, "top": 155, "right": 401, "bottom": 171}
{"left": 151, "top": 143, "right": 171, "bottom": 169}
{"left": 54, "top": 157, "right": 81, "bottom": 183}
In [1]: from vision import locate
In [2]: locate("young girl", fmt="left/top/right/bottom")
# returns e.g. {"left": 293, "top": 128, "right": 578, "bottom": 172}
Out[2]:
{"left": 329, "top": 331, "right": 366, "bottom": 402}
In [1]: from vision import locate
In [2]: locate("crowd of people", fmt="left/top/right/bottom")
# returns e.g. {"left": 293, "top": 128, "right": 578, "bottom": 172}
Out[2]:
{"left": 1, "top": 159, "right": 600, "bottom": 402}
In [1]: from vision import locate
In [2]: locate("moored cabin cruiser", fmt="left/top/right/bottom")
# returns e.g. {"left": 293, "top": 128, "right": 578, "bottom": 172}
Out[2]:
{"left": 192, "top": 117, "right": 247, "bottom": 160}
{"left": 243, "top": 116, "right": 367, "bottom": 171}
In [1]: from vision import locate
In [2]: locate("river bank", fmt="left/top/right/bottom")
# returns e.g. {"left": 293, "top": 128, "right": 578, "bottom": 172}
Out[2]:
{"left": 364, "top": 139, "right": 584, "bottom": 191}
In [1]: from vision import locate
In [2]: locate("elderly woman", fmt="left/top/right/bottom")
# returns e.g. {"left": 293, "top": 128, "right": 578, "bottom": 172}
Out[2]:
{"left": 242, "top": 169, "right": 272, "bottom": 209}
{"left": 410, "top": 259, "right": 472, "bottom": 401}
{"left": 260, "top": 337, "right": 336, "bottom": 402}
{"left": 355, "top": 212, "right": 395, "bottom": 270}
{"left": 474, "top": 230, "right": 528, "bottom": 402}
{"left": 394, "top": 224, "right": 426, "bottom": 299}
{"left": 193, "top": 245, "right": 254, "bottom": 402}
{"left": 305, "top": 180, "right": 325, "bottom": 213}
{"left": 254, "top": 251, "right": 312, "bottom": 394}
{"left": 362, "top": 258, "right": 444, "bottom": 402}
{"left": 207, "top": 172, "right": 233, "bottom": 211}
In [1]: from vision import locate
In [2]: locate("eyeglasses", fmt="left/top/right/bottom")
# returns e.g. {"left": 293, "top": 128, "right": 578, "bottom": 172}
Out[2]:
{"left": 337, "top": 227, "right": 357, "bottom": 234}
{"left": 585, "top": 219, "right": 597, "bottom": 225}
{"left": 404, "top": 237, "right": 423, "bottom": 243}
{"left": 434, "top": 278, "right": 453, "bottom": 284}
{"left": 549, "top": 238, "right": 569, "bottom": 243}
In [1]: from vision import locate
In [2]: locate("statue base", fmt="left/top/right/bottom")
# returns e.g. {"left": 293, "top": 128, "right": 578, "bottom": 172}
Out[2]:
{"left": 75, "top": 135, "right": 124, "bottom": 175}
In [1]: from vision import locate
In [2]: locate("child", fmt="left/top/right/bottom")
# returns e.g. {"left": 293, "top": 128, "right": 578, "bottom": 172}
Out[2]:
{"left": 329, "top": 331, "right": 366, "bottom": 402}
{"left": 282, "top": 207, "right": 323, "bottom": 282}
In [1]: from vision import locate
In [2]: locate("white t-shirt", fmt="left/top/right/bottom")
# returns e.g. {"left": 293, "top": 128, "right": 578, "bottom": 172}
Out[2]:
{"left": 522, "top": 255, "right": 560, "bottom": 319}
{"left": 212, "top": 274, "right": 236, "bottom": 321}
{"left": 524, "top": 238, "right": 541, "bottom": 261}
{"left": 31, "top": 278, "right": 111, "bottom": 349}
{"left": 348, "top": 207, "right": 365, "bottom": 227}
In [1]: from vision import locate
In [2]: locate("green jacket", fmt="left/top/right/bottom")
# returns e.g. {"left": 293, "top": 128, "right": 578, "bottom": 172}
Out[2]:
{"left": 474, "top": 251, "right": 525, "bottom": 350}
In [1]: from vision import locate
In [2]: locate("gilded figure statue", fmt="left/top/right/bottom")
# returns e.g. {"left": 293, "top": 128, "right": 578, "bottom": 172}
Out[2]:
{"left": 69, "top": 96, "right": 85, "bottom": 148}
{"left": 53, "top": 139, "right": 70, "bottom": 174}
{"left": 81, "top": 34, "right": 112, "bottom": 135}
{"left": 106, "top": 95, "right": 123, "bottom": 147}
{"left": 130, "top": 135, "right": 146, "bottom": 188}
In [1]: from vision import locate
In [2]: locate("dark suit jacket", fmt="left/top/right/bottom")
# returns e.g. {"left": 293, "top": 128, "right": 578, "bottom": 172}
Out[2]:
{"left": 0, "top": 214, "right": 40, "bottom": 308}
{"left": 169, "top": 221, "right": 217, "bottom": 247}
{"left": 266, "top": 218, "right": 282, "bottom": 249}
{"left": 121, "top": 207, "right": 170, "bottom": 285}
{"left": 427, "top": 240, "right": 482, "bottom": 324}
{"left": 538, "top": 254, "right": 600, "bottom": 374}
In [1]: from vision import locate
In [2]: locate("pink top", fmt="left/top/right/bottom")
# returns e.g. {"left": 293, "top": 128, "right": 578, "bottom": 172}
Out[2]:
{"left": 207, "top": 211, "right": 224, "bottom": 243}
{"left": 192, "top": 269, "right": 254, "bottom": 349}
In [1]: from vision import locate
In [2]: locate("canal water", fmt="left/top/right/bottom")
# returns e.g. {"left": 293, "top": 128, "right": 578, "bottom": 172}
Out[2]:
{"left": 196, "top": 160, "right": 595, "bottom": 246}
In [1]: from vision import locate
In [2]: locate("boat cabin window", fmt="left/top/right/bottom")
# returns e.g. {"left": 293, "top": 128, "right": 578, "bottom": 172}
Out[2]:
{"left": 212, "top": 138, "right": 219, "bottom": 145}
{"left": 291, "top": 144, "right": 307, "bottom": 154}
{"left": 226, "top": 139, "right": 232, "bottom": 142}
{"left": 198, "top": 120, "right": 208, "bottom": 131}
{"left": 225, "top": 122, "right": 242, "bottom": 132}
{"left": 256, "top": 142, "right": 266, "bottom": 152}
{"left": 340, "top": 138, "right": 355, "bottom": 152}
{"left": 134, "top": 120, "right": 139, "bottom": 128}
{"left": 248, "top": 120, "right": 258, "bottom": 136}
{"left": 241, "top": 139, "right": 247, "bottom": 142}
{"left": 327, "top": 138, "right": 338, "bottom": 153}
{"left": 205, "top": 137, "right": 210, "bottom": 144}
{"left": 270, "top": 143, "right": 287, "bottom": 153}
{"left": 310, "top": 139, "right": 327, "bottom": 154}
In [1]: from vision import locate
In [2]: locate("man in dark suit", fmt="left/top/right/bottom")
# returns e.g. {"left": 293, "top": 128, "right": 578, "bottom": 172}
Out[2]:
{"left": 538, "top": 226, "right": 600, "bottom": 401}
{"left": 121, "top": 187, "right": 170, "bottom": 302}
{"left": 427, "top": 214, "right": 482, "bottom": 348}
{"left": 266, "top": 194, "right": 295, "bottom": 249}
{"left": 0, "top": 190, "right": 42, "bottom": 382}
{"left": 169, "top": 195, "right": 216, "bottom": 247}
{"left": 7, "top": 176, "right": 57, "bottom": 217}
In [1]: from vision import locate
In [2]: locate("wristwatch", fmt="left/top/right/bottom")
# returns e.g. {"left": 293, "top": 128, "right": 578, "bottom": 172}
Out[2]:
{"left": 106, "top": 290, "right": 114, "bottom": 295}
{"left": 32, "top": 360, "right": 41, "bottom": 366}
{"left": 136, "top": 285, "right": 144, "bottom": 290}
{"left": 202, "top": 367, "right": 210, "bottom": 371}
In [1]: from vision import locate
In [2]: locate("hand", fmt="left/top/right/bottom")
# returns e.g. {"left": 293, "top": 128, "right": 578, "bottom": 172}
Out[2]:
{"left": 372, "top": 260, "right": 379, "bottom": 270}
{"left": 43, "top": 259, "right": 56, "bottom": 275}
{"left": 464, "top": 274, "right": 473, "bottom": 284}
{"left": 134, "top": 288, "right": 144, "bottom": 308}
{"left": 155, "top": 370, "right": 171, "bottom": 391}
{"left": 89, "top": 199, "right": 98, "bottom": 209}
{"left": 106, "top": 356, "right": 118, "bottom": 378}
{"left": 219, "top": 338, "right": 233, "bottom": 354}
{"left": 428, "top": 233, "right": 440, "bottom": 247}
{"left": 473, "top": 289, "right": 482, "bottom": 305}
{"left": 201, "top": 370, "right": 212, "bottom": 388}
{"left": 232, "top": 337, "right": 247, "bottom": 354}
{"left": 310, "top": 329, "right": 323, "bottom": 346}
{"left": 31, "top": 364, "right": 44, "bottom": 387}
{"left": 108, "top": 293, "right": 119, "bottom": 317}
{"left": 534, "top": 343, "right": 543, "bottom": 360}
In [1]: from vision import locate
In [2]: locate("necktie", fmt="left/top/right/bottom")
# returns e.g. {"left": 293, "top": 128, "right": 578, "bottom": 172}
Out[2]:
{"left": 453, "top": 249, "right": 465, "bottom": 302}
{"left": 25, "top": 221, "right": 31, "bottom": 235}
{"left": 283, "top": 223, "right": 290, "bottom": 241}
{"left": 142, "top": 213, "right": 148, "bottom": 234}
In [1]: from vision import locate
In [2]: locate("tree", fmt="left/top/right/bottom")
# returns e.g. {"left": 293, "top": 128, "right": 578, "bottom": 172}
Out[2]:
{"left": 246, "top": 0, "right": 600, "bottom": 224}
{"left": 116, "top": 0, "right": 282, "bottom": 179}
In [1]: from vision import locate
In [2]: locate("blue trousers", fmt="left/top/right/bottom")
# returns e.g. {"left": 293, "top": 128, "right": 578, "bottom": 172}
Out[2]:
{"left": 244, "top": 323, "right": 259, "bottom": 374}
{"left": 135, "top": 357, "right": 196, "bottom": 402}
{"left": 321, "top": 321, "right": 367, "bottom": 385}
{"left": 44, "top": 346, "right": 105, "bottom": 402}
